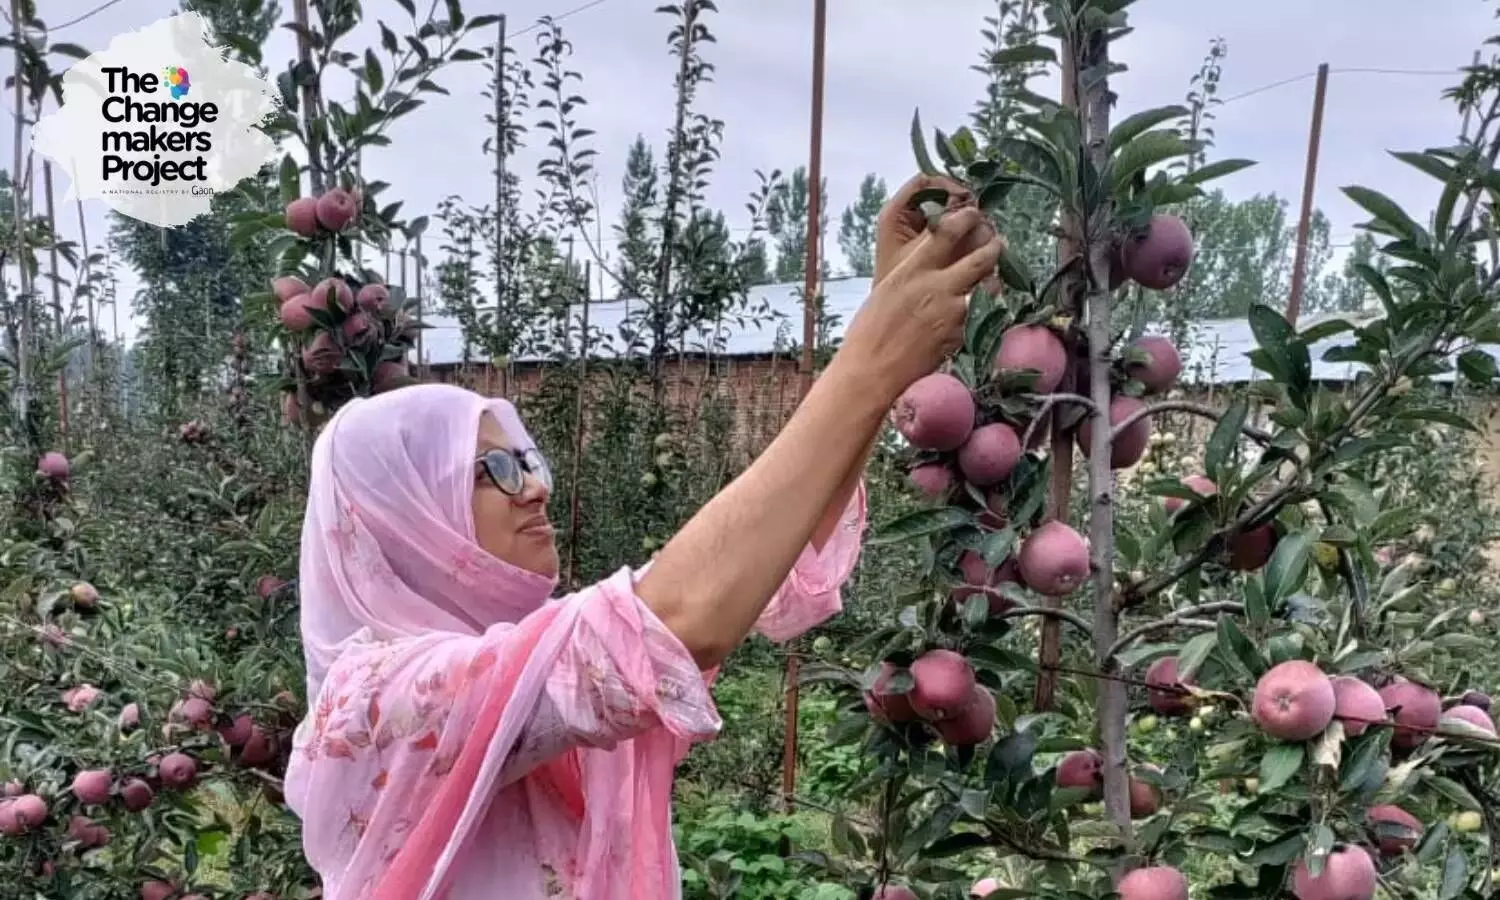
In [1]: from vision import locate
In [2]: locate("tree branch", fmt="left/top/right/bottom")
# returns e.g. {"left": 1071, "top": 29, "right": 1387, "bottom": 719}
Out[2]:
{"left": 1020, "top": 392, "right": 1097, "bottom": 449}
{"left": 1110, "top": 399, "right": 1273, "bottom": 445}
{"left": 1118, "top": 362, "right": 1409, "bottom": 609}
{"left": 1108, "top": 601, "right": 1246, "bottom": 658}
{"left": 994, "top": 605, "right": 1093, "bottom": 635}
{"left": 984, "top": 824, "right": 1091, "bottom": 864}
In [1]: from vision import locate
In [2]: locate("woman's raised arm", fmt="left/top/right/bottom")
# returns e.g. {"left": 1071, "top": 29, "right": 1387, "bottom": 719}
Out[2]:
{"left": 635, "top": 200, "right": 1003, "bottom": 670}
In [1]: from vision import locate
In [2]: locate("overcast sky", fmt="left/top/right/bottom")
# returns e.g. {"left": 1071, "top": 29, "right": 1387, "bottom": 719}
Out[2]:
{"left": 26, "top": 0, "right": 1497, "bottom": 345}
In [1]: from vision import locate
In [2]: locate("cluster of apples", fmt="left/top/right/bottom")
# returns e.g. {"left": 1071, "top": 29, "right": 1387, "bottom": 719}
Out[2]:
{"left": 274, "top": 189, "right": 415, "bottom": 424}
{"left": 1118, "top": 655, "right": 1496, "bottom": 900}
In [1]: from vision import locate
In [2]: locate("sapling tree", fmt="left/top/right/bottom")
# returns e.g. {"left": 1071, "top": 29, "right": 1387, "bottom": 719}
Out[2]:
{"left": 526, "top": 1, "right": 794, "bottom": 568}
{"left": 801, "top": 2, "right": 1500, "bottom": 898}
{"left": 227, "top": 0, "right": 504, "bottom": 428}
{"left": 0, "top": 8, "right": 88, "bottom": 457}
{"left": 433, "top": 194, "right": 486, "bottom": 366}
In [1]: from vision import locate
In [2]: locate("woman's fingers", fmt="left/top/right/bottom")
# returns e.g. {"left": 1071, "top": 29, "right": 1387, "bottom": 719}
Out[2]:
{"left": 885, "top": 173, "right": 972, "bottom": 212}
{"left": 903, "top": 206, "right": 988, "bottom": 273}
{"left": 942, "top": 234, "right": 1006, "bottom": 295}
{"left": 878, "top": 176, "right": 973, "bottom": 239}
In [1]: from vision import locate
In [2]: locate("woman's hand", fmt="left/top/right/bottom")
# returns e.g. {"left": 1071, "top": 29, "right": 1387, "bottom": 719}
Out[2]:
{"left": 873, "top": 174, "right": 976, "bottom": 284}
{"left": 838, "top": 200, "right": 1005, "bottom": 404}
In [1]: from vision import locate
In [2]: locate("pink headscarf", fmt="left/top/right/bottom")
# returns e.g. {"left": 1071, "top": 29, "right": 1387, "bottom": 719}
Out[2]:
{"left": 286, "top": 384, "right": 592, "bottom": 898}
{"left": 295, "top": 383, "right": 557, "bottom": 692}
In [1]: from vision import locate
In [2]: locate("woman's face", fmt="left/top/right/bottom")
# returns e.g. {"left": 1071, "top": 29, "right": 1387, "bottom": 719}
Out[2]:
{"left": 472, "top": 412, "right": 559, "bottom": 578}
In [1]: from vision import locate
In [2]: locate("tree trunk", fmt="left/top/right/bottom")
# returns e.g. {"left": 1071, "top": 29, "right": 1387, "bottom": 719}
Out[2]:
{"left": 1074, "top": 24, "right": 1131, "bottom": 847}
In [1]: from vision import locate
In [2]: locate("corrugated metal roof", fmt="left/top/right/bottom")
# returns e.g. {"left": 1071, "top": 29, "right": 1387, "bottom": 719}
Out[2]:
{"left": 412, "top": 277, "right": 1498, "bottom": 386}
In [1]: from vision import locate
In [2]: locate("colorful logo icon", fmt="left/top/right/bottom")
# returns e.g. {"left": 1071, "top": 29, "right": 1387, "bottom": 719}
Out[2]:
{"left": 163, "top": 66, "right": 190, "bottom": 99}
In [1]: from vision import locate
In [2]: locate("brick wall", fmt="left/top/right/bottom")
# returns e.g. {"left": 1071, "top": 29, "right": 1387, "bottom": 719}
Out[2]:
{"left": 426, "top": 355, "right": 810, "bottom": 462}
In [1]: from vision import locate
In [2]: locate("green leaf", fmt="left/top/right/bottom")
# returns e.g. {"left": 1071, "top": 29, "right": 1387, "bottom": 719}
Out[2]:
{"left": 1439, "top": 845, "right": 1467, "bottom": 900}
{"left": 1247, "top": 831, "right": 1307, "bottom": 867}
{"left": 1388, "top": 150, "right": 1455, "bottom": 184}
{"left": 962, "top": 595, "right": 989, "bottom": 629}
{"left": 1350, "top": 264, "right": 1395, "bottom": 315}
{"left": 831, "top": 814, "right": 866, "bottom": 860}
{"left": 1217, "top": 617, "right": 1265, "bottom": 678}
{"left": 985, "top": 728, "right": 1039, "bottom": 787}
{"left": 1434, "top": 175, "right": 1463, "bottom": 242}
{"left": 989, "top": 45, "right": 1058, "bottom": 67}
{"left": 952, "top": 127, "right": 980, "bottom": 162}
{"left": 1049, "top": 786, "right": 1096, "bottom": 813}
{"left": 196, "top": 829, "right": 229, "bottom": 858}
{"left": 364, "top": 48, "right": 385, "bottom": 94}
{"left": 911, "top": 109, "right": 941, "bottom": 177}
{"left": 1392, "top": 407, "right": 1477, "bottom": 431}
{"left": 1338, "top": 730, "right": 1391, "bottom": 792}
{"left": 1175, "top": 631, "right": 1219, "bottom": 681}
{"left": 1204, "top": 398, "right": 1248, "bottom": 479}
{"left": 1418, "top": 821, "right": 1451, "bottom": 866}
{"left": 1116, "top": 643, "right": 1176, "bottom": 671}
{"left": 1424, "top": 775, "right": 1482, "bottom": 812}
{"left": 1457, "top": 348, "right": 1498, "bottom": 384}
{"left": 934, "top": 128, "right": 962, "bottom": 170}
{"left": 1343, "top": 186, "right": 1423, "bottom": 241}
{"left": 1298, "top": 317, "right": 1357, "bottom": 343}
{"left": 1264, "top": 531, "right": 1314, "bottom": 603}
{"left": 1258, "top": 743, "right": 1304, "bottom": 792}
{"left": 1243, "top": 578, "right": 1269, "bottom": 627}
{"left": 1319, "top": 525, "right": 1357, "bottom": 546}
{"left": 994, "top": 244, "right": 1035, "bottom": 294}
{"left": 980, "top": 528, "right": 1017, "bottom": 568}
{"left": 896, "top": 802, "right": 962, "bottom": 865}
{"left": 968, "top": 644, "right": 1038, "bottom": 674}
{"left": 1180, "top": 158, "right": 1257, "bottom": 186}
{"left": 966, "top": 303, "right": 1010, "bottom": 363}
{"left": 1112, "top": 130, "right": 1194, "bottom": 191}
{"left": 1107, "top": 105, "right": 1190, "bottom": 154}
{"left": 870, "top": 507, "right": 973, "bottom": 545}
{"left": 977, "top": 179, "right": 1016, "bottom": 211}
{"left": 924, "top": 832, "right": 990, "bottom": 858}
{"left": 278, "top": 154, "right": 300, "bottom": 206}
{"left": 1247, "top": 304, "right": 1310, "bottom": 398}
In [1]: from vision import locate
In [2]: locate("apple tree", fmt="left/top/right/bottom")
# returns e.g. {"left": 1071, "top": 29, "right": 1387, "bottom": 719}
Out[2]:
{"left": 798, "top": 2, "right": 1500, "bottom": 898}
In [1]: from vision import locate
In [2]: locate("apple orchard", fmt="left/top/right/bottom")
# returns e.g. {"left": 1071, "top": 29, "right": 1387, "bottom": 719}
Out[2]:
{"left": 4, "top": 1, "right": 1500, "bottom": 899}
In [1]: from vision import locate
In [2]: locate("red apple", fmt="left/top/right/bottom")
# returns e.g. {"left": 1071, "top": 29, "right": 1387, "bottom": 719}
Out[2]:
{"left": 1252, "top": 660, "right": 1336, "bottom": 742}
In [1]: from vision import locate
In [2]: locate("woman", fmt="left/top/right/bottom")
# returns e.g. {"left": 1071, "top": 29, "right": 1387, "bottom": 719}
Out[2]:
{"left": 284, "top": 174, "right": 1002, "bottom": 899}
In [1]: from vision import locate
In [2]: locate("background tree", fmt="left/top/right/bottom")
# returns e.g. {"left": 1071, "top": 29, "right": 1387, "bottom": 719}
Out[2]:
{"left": 768, "top": 164, "right": 830, "bottom": 283}
{"left": 838, "top": 173, "right": 888, "bottom": 278}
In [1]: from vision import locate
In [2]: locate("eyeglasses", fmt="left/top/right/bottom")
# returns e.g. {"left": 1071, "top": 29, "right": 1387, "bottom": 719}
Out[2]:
{"left": 476, "top": 447, "right": 553, "bottom": 496}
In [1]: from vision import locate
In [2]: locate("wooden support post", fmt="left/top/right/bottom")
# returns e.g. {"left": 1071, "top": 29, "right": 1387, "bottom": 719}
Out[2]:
{"left": 782, "top": 0, "right": 828, "bottom": 815}
{"left": 1286, "top": 63, "right": 1329, "bottom": 327}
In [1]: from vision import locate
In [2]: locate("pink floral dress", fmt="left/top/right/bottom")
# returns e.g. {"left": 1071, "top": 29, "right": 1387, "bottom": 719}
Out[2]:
{"left": 289, "top": 483, "right": 867, "bottom": 899}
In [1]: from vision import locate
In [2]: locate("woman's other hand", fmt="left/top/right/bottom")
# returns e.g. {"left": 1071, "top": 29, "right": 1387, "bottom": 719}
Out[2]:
{"left": 838, "top": 193, "right": 1004, "bottom": 404}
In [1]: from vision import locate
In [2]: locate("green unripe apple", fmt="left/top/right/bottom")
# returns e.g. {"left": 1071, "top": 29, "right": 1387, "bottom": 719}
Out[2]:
{"left": 1454, "top": 811, "right": 1483, "bottom": 833}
